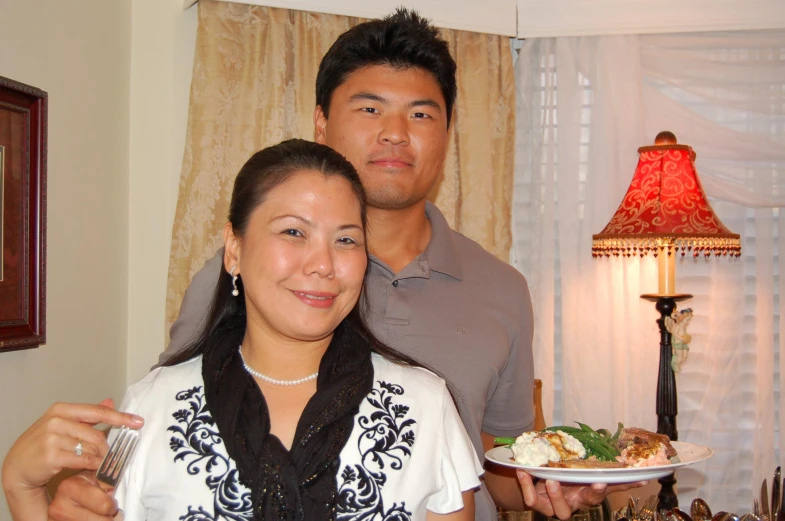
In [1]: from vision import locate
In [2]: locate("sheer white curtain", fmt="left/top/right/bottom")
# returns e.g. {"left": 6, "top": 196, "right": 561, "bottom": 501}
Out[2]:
{"left": 512, "top": 32, "right": 785, "bottom": 512}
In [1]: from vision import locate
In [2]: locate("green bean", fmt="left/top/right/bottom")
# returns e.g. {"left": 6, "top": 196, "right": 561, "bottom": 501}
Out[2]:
{"left": 543, "top": 426, "right": 584, "bottom": 435}
{"left": 589, "top": 439, "right": 619, "bottom": 461}
{"left": 598, "top": 440, "right": 620, "bottom": 459}
{"left": 577, "top": 422, "right": 599, "bottom": 435}
{"left": 570, "top": 432, "right": 620, "bottom": 461}
{"left": 493, "top": 437, "right": 517, "bottom": 446}
{"left": 609, "top": 422, "right": 624, "bottom": 443}
{"left": 581, "top": 440, "right": 614, "bottom": 461}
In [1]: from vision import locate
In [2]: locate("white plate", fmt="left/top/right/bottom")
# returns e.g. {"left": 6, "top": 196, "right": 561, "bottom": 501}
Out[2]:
{"left": 484, "top": 441, "right": 713, "bottom": 484}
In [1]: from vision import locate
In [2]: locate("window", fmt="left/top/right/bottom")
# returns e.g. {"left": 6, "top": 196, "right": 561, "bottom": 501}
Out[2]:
{"left": 513, "top": 33, "right": 785, "bottom": 512}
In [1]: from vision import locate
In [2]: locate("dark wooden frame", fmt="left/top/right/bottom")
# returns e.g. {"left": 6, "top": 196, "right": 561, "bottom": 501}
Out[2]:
{"left": 0, "top": 76, "right": 47, "bottom": 351}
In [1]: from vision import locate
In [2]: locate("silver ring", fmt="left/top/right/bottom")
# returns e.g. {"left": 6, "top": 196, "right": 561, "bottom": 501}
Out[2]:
{"left": 74, "top": 440, "right": 83, "bottom": 457}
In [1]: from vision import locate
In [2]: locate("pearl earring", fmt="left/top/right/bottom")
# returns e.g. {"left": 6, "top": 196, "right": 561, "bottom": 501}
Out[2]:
{"left": 230, "top": 265, "right": 239, "bottom": 297}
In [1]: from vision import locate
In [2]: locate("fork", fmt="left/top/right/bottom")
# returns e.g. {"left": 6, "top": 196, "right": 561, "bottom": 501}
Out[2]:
{"left": 96, "top": 426, "right": 140, "bottom": 488}
{"left": 640, "top": 495, "right": 660, "bottom": 521}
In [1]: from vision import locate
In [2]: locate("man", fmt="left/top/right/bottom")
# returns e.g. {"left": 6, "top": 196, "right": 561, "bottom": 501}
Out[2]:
{"left": 45, "top": 9, "right": 634, "bottom": 521}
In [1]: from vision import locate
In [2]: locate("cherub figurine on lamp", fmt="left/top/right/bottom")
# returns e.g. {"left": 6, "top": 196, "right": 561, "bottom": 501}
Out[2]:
{"left": 665, "top": 308, "right": 693, "bottom": 373}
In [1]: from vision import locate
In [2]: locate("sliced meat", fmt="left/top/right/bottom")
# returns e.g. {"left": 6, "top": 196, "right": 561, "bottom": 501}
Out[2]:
{"left": 615, "top": 427, "right": 677, "bottom": 458}
{"left": 547, "top": 459, "right": 627, "bottom": 469}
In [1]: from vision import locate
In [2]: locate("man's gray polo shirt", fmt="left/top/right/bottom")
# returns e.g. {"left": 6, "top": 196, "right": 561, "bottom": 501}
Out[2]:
{"left": 161, "top": 202, "right": 535, "bottom": 521}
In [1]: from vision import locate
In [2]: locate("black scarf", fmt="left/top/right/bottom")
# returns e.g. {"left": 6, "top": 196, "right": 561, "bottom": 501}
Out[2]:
{"left": 202, "top": 323, "right": 374, "bottom": 521}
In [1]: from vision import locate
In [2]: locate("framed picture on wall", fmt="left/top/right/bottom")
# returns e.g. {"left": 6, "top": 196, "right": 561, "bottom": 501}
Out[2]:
{"left": 0, "top": 76, "right": 47, "bottom": 351}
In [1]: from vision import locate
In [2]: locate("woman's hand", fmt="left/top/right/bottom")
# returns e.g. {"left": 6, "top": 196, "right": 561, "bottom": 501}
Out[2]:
{"left": 48, "top": 471, "right": 120, "bottom": 521}
{"left": 1, "top": 399, "right": 143, "bottom": 521}
{"left": 516, "top": 470, "right": 646, "bottom": 520}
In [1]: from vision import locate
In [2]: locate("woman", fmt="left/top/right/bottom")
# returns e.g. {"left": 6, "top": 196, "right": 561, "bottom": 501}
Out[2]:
{"left": 4, "top": 139, "right": 480, "bottom": 521}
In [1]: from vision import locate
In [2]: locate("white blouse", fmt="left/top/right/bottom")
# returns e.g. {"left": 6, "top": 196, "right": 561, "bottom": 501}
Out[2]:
{"left": 114, "top": 354, "right": 483, "bottom": 521}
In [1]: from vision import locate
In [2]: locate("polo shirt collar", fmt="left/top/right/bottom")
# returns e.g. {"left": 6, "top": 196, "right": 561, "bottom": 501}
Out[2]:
{"left": 423, "top": 201, "right": 463, "bottom": 281}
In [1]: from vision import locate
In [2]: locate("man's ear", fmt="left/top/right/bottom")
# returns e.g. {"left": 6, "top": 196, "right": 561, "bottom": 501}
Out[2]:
{"left": 222, "top": 222, "right": 241, "bottom": 274}
{"left": 314, "top": 105, "right": 327, "bottom": 144}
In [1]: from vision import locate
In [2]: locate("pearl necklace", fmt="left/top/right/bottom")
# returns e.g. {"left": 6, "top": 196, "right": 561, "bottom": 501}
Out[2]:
{"left": 237, "top": 346, "right": 318, "bottom": 386}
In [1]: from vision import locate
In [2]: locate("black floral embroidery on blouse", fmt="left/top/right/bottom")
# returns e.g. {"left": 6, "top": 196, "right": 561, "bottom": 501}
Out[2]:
{"left": 167, "top": 386, "right": 252, "bottom": 521}
{"left": 336, "top": 381, "right": 416, "bottom": 520}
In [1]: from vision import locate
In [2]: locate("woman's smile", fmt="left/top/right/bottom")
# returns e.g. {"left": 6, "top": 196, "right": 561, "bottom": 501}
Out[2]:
{"left": 291, "top": 290, "right": 339, "bottom": 309}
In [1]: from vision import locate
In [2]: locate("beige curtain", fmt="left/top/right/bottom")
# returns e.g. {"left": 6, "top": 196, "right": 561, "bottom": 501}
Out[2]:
{"left": 165, "top": 0, "right": 515, "bottom": 335}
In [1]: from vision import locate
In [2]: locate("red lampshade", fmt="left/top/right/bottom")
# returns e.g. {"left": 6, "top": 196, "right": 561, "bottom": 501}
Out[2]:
{"left": 592, "top": 135, "right": 741, "bottom": 258}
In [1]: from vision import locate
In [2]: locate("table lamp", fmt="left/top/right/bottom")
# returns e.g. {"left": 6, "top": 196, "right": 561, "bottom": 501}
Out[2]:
{"left": 592, "top": 131, "right": 740, "bottom": 508}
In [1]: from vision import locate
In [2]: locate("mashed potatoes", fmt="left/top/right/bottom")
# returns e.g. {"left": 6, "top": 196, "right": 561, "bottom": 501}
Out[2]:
{"left": 511, "top": 430, "right": 587, "bottom": 466}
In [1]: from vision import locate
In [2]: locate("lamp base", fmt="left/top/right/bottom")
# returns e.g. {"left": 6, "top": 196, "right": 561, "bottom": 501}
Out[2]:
{"left": 640, "top": 294, "right": 693, "bottom": 512}
{"left": 640, "top": 294, "right": 693, "bottom": 302}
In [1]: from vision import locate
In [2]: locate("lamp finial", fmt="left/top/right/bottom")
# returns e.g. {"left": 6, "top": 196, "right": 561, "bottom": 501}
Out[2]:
{"left": 655, "top": 131, "right": 677, "bottom": 145}
{"left": 654, "top": 130, "right": 677, "bottom": 145}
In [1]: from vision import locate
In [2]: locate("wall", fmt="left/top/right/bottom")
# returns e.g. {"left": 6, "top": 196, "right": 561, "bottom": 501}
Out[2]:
{"left": 0, "top": 1, "right": 132, "bottom": 519}
{"left": 125, "top": 0, "right": 197, "bottom": 384}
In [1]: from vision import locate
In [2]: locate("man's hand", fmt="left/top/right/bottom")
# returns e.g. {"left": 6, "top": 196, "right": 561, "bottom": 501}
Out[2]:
{"left": 516, "top": 470, "right": 647, "bottom": 520}
{"left": 48, "top": 471, "right": 119, "bottom": 521}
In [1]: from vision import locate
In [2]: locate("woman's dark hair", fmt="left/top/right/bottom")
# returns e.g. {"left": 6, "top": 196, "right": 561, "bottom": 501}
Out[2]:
{"left": 315, "top": 8, "right": 457, "bottom": 127}
{"left": 164, "top": 139, "right": 427, "bottom": 372}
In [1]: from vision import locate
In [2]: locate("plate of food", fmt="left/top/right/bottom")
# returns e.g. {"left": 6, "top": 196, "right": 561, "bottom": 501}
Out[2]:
{"left": 485, "top": 423, "right": 713, "bottom": 484}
